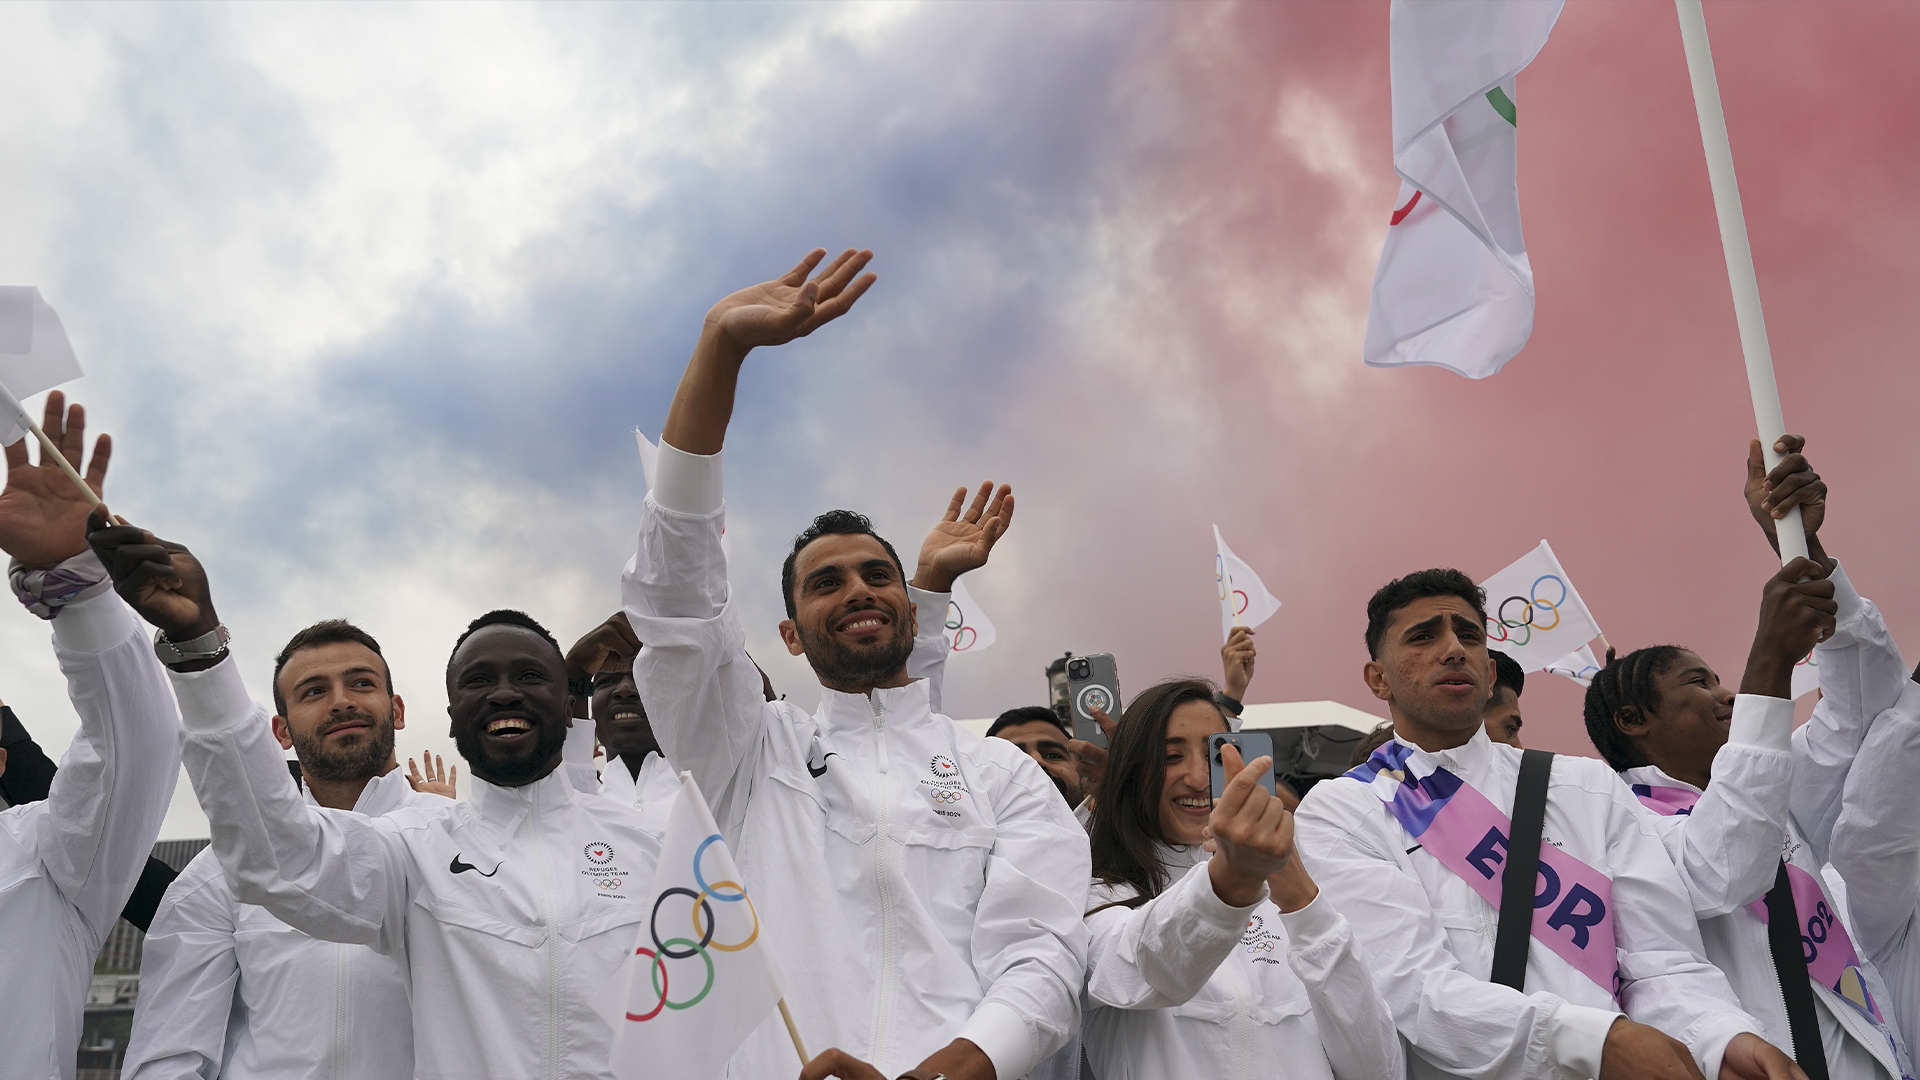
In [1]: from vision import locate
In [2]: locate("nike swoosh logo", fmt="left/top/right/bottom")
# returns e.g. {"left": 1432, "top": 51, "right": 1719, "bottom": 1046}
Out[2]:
{"left": 449, "top": 854, "right": 500, "bottom": 877}
{"left": 806, "top": 751, "right": 840, "bottom": 779}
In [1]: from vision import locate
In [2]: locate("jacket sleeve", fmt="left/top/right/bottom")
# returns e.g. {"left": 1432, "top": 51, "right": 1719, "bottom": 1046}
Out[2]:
{"left": 120, "top": 854, "right": 238, "bottom": 1080}
{"left": 1827, "top": 679, "right": 1920, "bottom": 963}
{"left": 1280, "top": 890, "right": 1408, "bottom": 1080}
{"left": 1085, "top": 862, "right": 1257, "bottom": 1011}
{"left": 1647, "top": 696, "right": 1794, "bottom": 916}
{"left": 905, "top": 585, "right": 951, "bottom": 717}
{"left": 1792, "top": 562, "right": 1906, "bottom": 863}
{"left": 623, "top": 443, "right": 769, "bottom": 837}
{"left": 957, "top": 753, "right": 1092, "bottom": 1080}
{"left": 171, "top": 656, "right": 413, "bottom": 954}
{"left": 39, "top": 589, "right": 183, "bottom": 942}
{"left": 1293, "top": 788, "right": 1616, "bottom": 1080}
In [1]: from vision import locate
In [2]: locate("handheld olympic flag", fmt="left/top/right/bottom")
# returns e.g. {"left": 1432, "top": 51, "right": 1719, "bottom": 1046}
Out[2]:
{"left": 0, "top": 287, "right": 104, "bottom": 513}
{"left": 942, "top": 576, "right": 997, "bottom": 655}
{"left": 1362, "top": 0, "right": 1564, "bottom": 379}
{"left": 1480, "top": 540, "right": 1602, "bottom": 674}
{"left": 1213, "top": 525, "right": 1280, "bottom": 642}
{"left": 1544, "top": 644, "right": 1602, "bottom": 689}
{"left": 1673, "top": 0, "right": 1807, "bottom": 567}
{"left": 609, "top": 772, "right": 798, "bottom": 1080}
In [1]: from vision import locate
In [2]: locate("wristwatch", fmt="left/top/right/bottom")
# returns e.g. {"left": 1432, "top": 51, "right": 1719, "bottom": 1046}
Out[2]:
{"left": 154, "top": 624, "right": 231, "bottom": 667}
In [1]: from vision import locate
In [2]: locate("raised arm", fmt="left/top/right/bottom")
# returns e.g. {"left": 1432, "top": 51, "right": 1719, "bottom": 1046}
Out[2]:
{"left": 89, "top": 521, "right": 412, "bottom": 952}
{"left": 1827, "top": 676, "right": 1920, "bottom": 963}
{"left": 0, "top": 392, "right": 180, "bottom": 941}
{"left": 906, "top": 480, "right": 1016, "bottom": 715}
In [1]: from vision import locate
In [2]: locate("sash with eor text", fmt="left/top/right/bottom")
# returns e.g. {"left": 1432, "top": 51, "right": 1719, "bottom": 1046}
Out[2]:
{"left": 1346, "top": 743, "right": 1618, "bottom": 996}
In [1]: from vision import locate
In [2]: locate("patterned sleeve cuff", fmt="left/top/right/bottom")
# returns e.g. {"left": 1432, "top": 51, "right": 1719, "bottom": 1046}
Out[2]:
{"left": 9, "top": 548, "right": 112, "bottom": 621}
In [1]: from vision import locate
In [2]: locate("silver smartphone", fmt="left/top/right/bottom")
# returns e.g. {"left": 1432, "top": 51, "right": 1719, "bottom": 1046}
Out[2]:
{"left": 1209, "top": 732, "right": 1276, "bottom": 799}
{"left": 1066, "top": 653, "right": 1121, "bottom": 747}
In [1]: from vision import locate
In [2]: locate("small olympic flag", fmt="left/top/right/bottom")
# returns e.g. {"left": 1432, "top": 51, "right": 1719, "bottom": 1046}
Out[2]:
{"left": 0, "top": 286, "right": 83, "bottom": 446}
{"left": 1214, "top": 525, "right": 1281, "bottom": 642}
{"left": 1544, "top": 644, "right": 1602, "bottom": 689}
{"left": 609, "top": 773, "right": 796, "bottom": 1080}
{"left": 942, "top": 576, "right": 997, "bottom": 655}
{"left": 1479, "top": 540, "right": 1602, "bottom": 674}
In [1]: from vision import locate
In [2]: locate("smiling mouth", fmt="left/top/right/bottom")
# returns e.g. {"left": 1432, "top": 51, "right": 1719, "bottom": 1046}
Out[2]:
{"left": 836, "top": 612, "right": 889, "bottom": 634}
{"left": 1172, "top": 796, "right": 1211, "bottom": 814}
{"left": 485, "top": 717, "right": 534, "bottom": 736}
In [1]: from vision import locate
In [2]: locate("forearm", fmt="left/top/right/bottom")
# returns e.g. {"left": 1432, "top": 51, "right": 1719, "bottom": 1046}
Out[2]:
{"left": 1087, "top": 866, "right": 1258, "bottom": 1010}
{"left": 660, "top": 331, "right": 749, "bottom": 455}
{"left": 1281, "top": 892, "right": 1406, "bottom": 1080}
{"left": 904, "top": 585, "right": 951, "bottom": 715}
{"left": 1661, "top": 700, "right": 1793, "bottom": 915}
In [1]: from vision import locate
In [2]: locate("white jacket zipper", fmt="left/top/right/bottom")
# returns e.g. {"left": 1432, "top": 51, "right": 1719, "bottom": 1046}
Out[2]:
{"left": 869, "top": 694, "right": 896, "bottom": 1066}
{"left": 535, "top": 798, "right": 562, "bottom": 1080}
{"left": 333, "top": 943, "right": 349, "bottom": 1080}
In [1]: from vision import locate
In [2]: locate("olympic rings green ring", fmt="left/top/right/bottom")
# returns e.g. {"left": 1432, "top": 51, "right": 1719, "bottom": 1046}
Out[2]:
{"left": 651, "top": 938, "right": 715, "bottom": 1010}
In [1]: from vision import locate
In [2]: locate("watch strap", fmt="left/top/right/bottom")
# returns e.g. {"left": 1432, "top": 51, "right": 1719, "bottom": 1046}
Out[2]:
{"left": 155, "top": 624, "right": 231, "bottom": 665}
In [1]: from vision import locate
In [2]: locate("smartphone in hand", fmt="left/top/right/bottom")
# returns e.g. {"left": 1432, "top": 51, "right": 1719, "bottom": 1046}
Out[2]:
{"left": 1209, "top": 731, "right": 1276, "bottom": 800}
{"left": 1066, "top": 653, "right": 1120, "bottom": 747}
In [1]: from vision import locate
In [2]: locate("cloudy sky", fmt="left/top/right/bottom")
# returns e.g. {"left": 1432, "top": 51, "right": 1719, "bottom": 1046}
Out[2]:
{"left": 1, "top": 1, "right": 1914, "bottom": 839}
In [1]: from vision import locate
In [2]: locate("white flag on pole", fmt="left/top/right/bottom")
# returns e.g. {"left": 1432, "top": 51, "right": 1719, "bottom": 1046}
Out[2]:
{"left": 1363, "top": 0, "right": 1565, "bottom": 379}
{"left": 1480, "top": 540, "right": 1601, "bottom": 673}
{"left": 1791, "top": 649, "right": 1819, "bottom": 700}
{"left": 0, "top": 287, "right": 84, "bottom": 444}
{"left": 607, "top": 773, "right": 786, "bottom": 1080}
{"left": 1544, "top": 644, "right": 1602, "bottom": 688}
{"left": 1214, "top": 525, "right": 1281, "bottom": 642}
{"left": 942, "top": 576, "right": 997, "bottom": 655}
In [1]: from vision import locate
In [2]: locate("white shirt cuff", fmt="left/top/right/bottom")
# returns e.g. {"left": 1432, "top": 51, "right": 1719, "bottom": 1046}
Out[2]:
{"left": 1275, "top": 888, "right": 1341, "bottom": 947}
{"left": 1189, "top": 860, "right": 1266, "bottom": 928}
{"left": 956, "top": 999, "right": 1034, "bottom": 1080}
{"left": 168, "top": 652, "right": 259, "bottom": 734}
{"left": 1547, "top": 1004, "right": 1619, "bottom": 1078}
{"left": 653, "top": 441, "right": 723, "bottom": 515}
{"left": 49, "top": 589, "right": 139, "bottom": 654}
{"left": 1729, "top": 694, "right": 1794, "bottom": 752}
{"left": 1824, "top": 560, "right": 1864, "bottom": 640}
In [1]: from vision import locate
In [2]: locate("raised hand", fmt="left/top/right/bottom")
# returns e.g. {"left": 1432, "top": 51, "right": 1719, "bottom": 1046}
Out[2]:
{"left": 1205, "top": 742, "right": 1313, "bottom": 910}
{"left": 0, "top": 391, "right": 110, "bottom": 569}
{"left": 796, "top": 1048, "right": 887, "bottom": 1080}
{"left": 1745, "top": 435, "right": 1825, "bottom": 554}
{"left": 87, "top": 515, "right": 218, "bottom": 641}
{"left": 912, "top": 481, "right": 1014, "bottom": 593}
{"left": 566, "top": 611, "right": 641, "bottom": 680}
{"left": 407, "top": 754, "right": 459, "bottom": 799}
{"left": 1742, "top": 556, "right": 1837, "bottom": 698}
{"left": 1068, "top": 704, "right": 1119, "bottom": 808}
{"left": 706, "top": 249, "right": 876, "bottom": 355}
{"left": 1717, "top": 1032, "right": 1808, "bottom": 1080}
{"left": 1221, "top": 626, "right": 1256, "bottom": 702}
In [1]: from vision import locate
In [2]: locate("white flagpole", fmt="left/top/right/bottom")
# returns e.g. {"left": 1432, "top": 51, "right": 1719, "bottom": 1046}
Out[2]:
{"left": 1674, "top": 0, "right": 1807, "bottom": 566}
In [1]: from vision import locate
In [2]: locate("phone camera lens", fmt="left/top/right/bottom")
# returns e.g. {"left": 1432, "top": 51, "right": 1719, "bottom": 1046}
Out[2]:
{"left": 1068, "top": 660, "right": 1089, "bottom": 678}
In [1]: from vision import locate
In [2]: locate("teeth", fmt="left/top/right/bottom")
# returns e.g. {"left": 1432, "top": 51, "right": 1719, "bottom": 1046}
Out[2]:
{"left": 613, "top": 712, "right": 642, "bottom": 721}
{"left": 486, "top": 718, "right": 532, "bottom": 735}
{"left": 1175, "top": 798, "right": 1211, "bottom": 809}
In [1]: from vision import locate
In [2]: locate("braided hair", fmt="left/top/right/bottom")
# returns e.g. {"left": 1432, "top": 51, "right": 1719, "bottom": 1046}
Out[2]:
{"left": 1582, "top": 645, "right": 1688, "bottom": 771}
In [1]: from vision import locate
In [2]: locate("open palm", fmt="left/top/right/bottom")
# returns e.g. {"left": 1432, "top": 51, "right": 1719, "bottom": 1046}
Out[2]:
{"left": 704, "top": 248, "right": 876, "bottom": 351}
{"left": 0, "top": 392, "right": 109, "bottom": 569}
{"left": 914, "top": 481, "right": 1013, "bottom": 591}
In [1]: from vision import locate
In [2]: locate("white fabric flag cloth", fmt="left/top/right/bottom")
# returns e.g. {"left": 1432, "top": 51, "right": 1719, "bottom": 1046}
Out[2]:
{"left": 0, "top": 286, "right": 84, "bottom": 444}
{"left": 942, "top": 575, "right": 997, "bottom": 655}
{"left": 608, "top": 772, "right": 786, "bottom": 1080}
{"left": 1480, "top": 540, "right": 1601, "bottom": 673}
{"left": 1214, "top": 525, "right": 1281, "bottom": 642}
{"left": 1362, "top": 0, "right": 1564, "bottom": 379}
{"left": 1791, "top": 649, "right": 1820, "bottom": 700}
{"left": 1544, "top": 644, "right": 1602, "bottom": 688}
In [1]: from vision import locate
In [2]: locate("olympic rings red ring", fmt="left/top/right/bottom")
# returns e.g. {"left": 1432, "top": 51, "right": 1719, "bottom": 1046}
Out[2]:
{"left": 650, "top": 937, "right": 715, "bottom": 1010}
{"left": 625, "top": 947, "right": 669, "bottom": 1021}
{"left": 651, "top": 887, "right": 714, "bottom": 959}
{"left": 1232, "top": 590, "right": 1249, "bottom": 616}
{"left": 692, "top": 882, "right": 762, "bottom": 951}
{"left": 950, "top": 627, "right": 977, "bottom": 652}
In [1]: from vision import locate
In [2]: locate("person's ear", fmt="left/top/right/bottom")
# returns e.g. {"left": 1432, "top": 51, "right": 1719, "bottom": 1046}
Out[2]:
{"left": 271, "top": 715, "right": 295, "bottom": 751}
{"left": 907, "top": 599, "right": 917, "bottom": 638}
{"left": 779, "top": 619, "right": 804, "bottom": 657}
{"left": 1363, "top": 659, "right": 1392, "bottom": 703}
{"left": 1612, "top": 705, "right": 1648, "bottom": 741}
{"left": 390, "top": 695, "right": 406, "bottom": 731}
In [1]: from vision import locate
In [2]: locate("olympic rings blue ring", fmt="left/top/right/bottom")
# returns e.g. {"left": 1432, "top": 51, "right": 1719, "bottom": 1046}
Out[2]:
{"left": 693, "top": 835, "right": 746, "bottom": 902}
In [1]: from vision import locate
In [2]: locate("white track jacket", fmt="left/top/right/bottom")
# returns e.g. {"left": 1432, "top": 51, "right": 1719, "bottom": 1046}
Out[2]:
{"left": 1082, "top": 844, "right": 1404, "bottom": 1080}
{"left": 121, "top": 768, "right": 446, "bottom": 1080}
{"left": 624, "top": 443, "right": 1090, "bottom": 1080}
{"left": 598, "top": 750, "right": 677, "bottom": 836}
{"left": 1831, "top": 679, "right": 1920, "bottom": 1060}
{"left": 169, "top": 657, "right": 662, "bottom": 1080}
{"left": 1294, "top": 727, "right": 1761, "bottom": 1080}
{"left": 0, "top": 590, "right": 179, "bottom": 1080}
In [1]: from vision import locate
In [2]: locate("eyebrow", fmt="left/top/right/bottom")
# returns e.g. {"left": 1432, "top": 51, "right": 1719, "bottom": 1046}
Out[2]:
{"left": 1403, "top": 613, "right": 1446, "bottom": 639}
{"left": 802, "top": 558, "right": 896, "bottom": 589}
{"left": 293, "top": 666, "right": 383, "bottom": 693}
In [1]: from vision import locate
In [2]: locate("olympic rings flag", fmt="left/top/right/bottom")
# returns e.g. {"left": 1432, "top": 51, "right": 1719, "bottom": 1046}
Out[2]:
{"left": 942, "top": 576, "right": 998, "bottom": 656}
{"left": 1478, "top": 540, "right": 1603, "bottom": 675}
{"left": 1214, "top": 525, "right": 1282, "bottom": 643}
{"left": 1544, "top": 644, "right": 1602, "bottom": 689}
{"left": 606, "top": 772, "right": 790, "bottom": 1080}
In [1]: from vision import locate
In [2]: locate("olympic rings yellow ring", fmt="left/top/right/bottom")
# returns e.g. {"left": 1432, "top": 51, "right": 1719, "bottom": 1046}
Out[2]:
{"left": 690, "top": 882, "right": 761, "bottom": 952}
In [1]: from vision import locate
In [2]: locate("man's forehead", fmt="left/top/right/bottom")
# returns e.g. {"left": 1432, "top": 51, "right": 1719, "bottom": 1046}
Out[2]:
{"left": 281, "top": 641, "right": 386, "bottom": 684}
{"left": 451, "top": 624, "right": 561, "bottom": 668}
{"left": 1389, "top": 594, "right": 1483, "bottom": 631}
{"left": 795, "top": 532, "right": 895, "bottom": 576}
{"left": 998, "top": 720, "right": 1068, "bottom": 744}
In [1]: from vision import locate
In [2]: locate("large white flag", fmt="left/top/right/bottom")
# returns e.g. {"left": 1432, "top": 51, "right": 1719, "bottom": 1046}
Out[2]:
{"left": 1214, "top": 525, "right": 1281, "bottom": 642}
{"left": 942, "top": 576, "right": 997, "bottom": 655}
{"left": 608, "top": 773, "right": 786, "bottom": 1080}
{"left": 1363, "top": 0, "right": 1564, "bottom": 379}
{"left": 1480, "top": 540, "right": 1601, "bottom": 673}
{"left": 0, "top": 287, "right": 84, "bottom": 444}
{"left": 1544, "top": 644, "right": 1602, "bottom": 688}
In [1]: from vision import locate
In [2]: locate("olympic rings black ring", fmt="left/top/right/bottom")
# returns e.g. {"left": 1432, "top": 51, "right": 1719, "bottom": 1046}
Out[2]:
{"left": 651, "top": 886, "right": 715, "bottom": 959}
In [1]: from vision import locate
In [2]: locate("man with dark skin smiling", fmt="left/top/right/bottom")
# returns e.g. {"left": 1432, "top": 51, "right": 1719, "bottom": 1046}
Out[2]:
{"left": 84, "top": 516, "right": 663, "bottom": 1080}
{"left": 1293, "top": 568, "right": 1806, "bottom": 1080}
{"left": 564, "top": 611, "right": 676, "bottom": 832}
{"left": 624, "top": 248, "right": 1089, "bottom": 1080}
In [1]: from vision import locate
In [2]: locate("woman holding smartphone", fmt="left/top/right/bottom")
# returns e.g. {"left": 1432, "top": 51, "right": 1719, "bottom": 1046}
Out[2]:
{"left": 1080, "top": 679, "right": 1403, "bottom": 1080}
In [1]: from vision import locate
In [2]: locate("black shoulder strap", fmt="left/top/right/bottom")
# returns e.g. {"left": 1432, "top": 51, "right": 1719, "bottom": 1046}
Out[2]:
{"left": 1767, "top": 861, "right": 1832, "bottom": 1080}
{"left": 1491, "top": 748, "right": 1554, "bottom": 991}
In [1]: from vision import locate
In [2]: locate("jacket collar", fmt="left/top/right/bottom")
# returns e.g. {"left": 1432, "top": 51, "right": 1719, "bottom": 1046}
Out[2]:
{"left": 355, "top": 768, "right": 419, "bottom": 816}
{"left": 815, "top": 676, "right": 933, "bottom": 736}
{"left": 1618, "top": 763, "right": 1700, "bottom": 794}
{"left": 600, "top": 749, "right": 675, "bottom": 805}
{"left": 1396, "top": 723, "right": 1497, "bottom": 782}
{"left": 468, "top": 762, "right": 577, "bottom": 830}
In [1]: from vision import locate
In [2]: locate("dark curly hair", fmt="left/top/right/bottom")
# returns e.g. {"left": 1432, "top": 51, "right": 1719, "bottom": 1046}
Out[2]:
{"left": 1364, "top": 568, "right": 1487, "bottom": 659}
{"left": 1582, "top": 645, "right": 1689, "bottom": 771}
